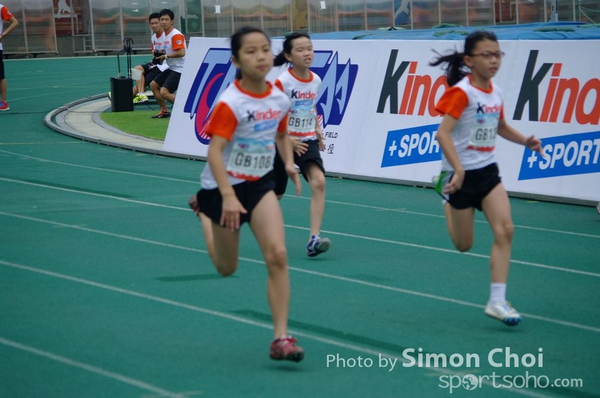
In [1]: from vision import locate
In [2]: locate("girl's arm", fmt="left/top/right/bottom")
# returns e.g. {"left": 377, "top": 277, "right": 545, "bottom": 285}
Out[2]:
{"left": 275, "top": 132, "right": 302, "bottom": 196}
{"left": 498, "top": 119, "right": 542, "bottom": 154}
{"left": 315, "top": 107, "right": 326, "bottom": 151}
{"left": 437, "top": 114, "right": 466, "bottom": 193}
{"left": 207, "top": 135, "right": 247, "bottom": 230}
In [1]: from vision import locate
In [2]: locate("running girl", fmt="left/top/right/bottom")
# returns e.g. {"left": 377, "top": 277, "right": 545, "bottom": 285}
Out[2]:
{"left": 431, "top": 31, "right": 542, "bottom": 326}
{"left": 189, "top": 26, "right": 304, "bottom": 361}
{"left": 273, "top": 32, "right": 331, "bottom": 258}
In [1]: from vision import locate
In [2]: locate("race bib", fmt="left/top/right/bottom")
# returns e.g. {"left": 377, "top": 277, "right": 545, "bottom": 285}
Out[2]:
{"left": 288, "top": 108, "right": 316, "bottom": 137}
{"left": 468, "top": 113, "right": 499, "bottom": 152}
{"left": 226, "top": 138, "right": 275, "bottom": 181}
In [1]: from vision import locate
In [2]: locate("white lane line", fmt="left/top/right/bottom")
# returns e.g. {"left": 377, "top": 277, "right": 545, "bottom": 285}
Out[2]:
{"left": 0, "top": 336, "right": 184, "bottom": 398}
{"left": 1, "top": 150, "right": 597, "bottom": 240}
{"left": 0, "top": 260, "right": 553, "bottom": 398}
{"left": 0, "top": 178, "right": 597, "bottom": 279}
{"left": 0, "top": 150, "right": 193, "bottom": 183}
{"left": 1, "top": 212, "right": 599, "bottom": 334}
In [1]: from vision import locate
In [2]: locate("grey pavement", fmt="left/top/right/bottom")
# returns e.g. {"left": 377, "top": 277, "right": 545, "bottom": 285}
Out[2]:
{"left": 45, "top": 95, "right": 203, "bottom": 161}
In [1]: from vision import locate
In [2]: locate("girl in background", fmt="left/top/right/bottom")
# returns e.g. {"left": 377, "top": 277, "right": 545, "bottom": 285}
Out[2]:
{"left": 273, "top": 32, "right": 331, "bottom": 258}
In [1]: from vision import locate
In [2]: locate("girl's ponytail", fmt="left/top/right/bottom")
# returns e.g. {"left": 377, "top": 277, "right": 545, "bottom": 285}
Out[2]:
{"left": 430, "top": 30, "right": 499, "bottom": 86}
{"left": 430, "top": 51, "right": 467, "bottom": 87}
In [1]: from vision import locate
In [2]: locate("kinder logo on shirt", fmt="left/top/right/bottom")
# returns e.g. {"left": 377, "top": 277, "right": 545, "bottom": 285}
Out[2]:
{"left": 246, "top": 108, "right": 282, "bottom": 122}
{"left": 183, "top": 48, "right": 236, "bottom": 145}
{"left": 518, "top": 130, "right": 600, "bottom": 180}
{"left": 477, "top": 103, "right": 502, "bottom": 114}
{"left": 247, "top": 108, "right": 282, "bottom": 132}
{"left": 291, "top": 89, "right": 317, "bottom": 100}
{"left": 311, "top": 50, "right": 359, "bottom": 128}
{"left": 381, "top": 124, "right": 441, "bottom": 167}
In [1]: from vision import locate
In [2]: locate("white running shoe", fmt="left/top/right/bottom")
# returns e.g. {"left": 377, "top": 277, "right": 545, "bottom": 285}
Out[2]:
{"left": 485, "top": 301, "right": 521, "bottom": 326}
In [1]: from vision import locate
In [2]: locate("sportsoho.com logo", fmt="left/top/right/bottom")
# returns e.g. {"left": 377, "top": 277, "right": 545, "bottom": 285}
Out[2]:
{"left": 183, "top": 48, "right": 358, "bottom": 145}
{"left": 439, "top": 372, "right": 583, "bottom": 394}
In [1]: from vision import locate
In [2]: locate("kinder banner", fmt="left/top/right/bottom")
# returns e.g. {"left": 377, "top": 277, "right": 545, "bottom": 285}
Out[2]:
{"left": 164, "top": 38, "right": 600, "bottom": 203}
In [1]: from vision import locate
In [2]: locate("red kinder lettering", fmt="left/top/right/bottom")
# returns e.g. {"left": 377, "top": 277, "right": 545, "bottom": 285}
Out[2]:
{"left": 540, "top": 64, "right": 600, "bottom": 125}
{"left": 398, "top": 62, "right": 448, "bottom": 117}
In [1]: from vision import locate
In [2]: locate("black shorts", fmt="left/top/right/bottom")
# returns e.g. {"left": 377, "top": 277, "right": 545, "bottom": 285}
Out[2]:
{"left": 142, "top": 63, "right": 162, "bottom": 85}
{"left": 447, "top": 163, "right": 501, "bottom": 211}
{"left": 0, "top": 51, "right": 5, "bottom": 80}
{"left": 273, "top": 139, "right": 325, "bottom": 196}
{"left": 152, "top": 69, "right": 181, "bottom": 94}
{"left": 142, "top": 62, "right": 153, "bottom": 75}
{"left": 196, "top": 172, "right": 275, "bottom": 226}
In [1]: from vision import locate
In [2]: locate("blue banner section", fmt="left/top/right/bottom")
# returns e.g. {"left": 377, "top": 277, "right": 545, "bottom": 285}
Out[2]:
{"left": 381, "top": 124, "right": 441, "bottom": 168}
{"left": 518, "top": 130, "right": 600, "bottom": 180}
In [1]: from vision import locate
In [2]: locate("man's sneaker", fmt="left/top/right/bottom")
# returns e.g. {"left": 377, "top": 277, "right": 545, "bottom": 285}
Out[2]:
{"left": 151, "top": 110, "right": 171, "bottom": 119}
{"left": 270, "top": 336, "right": 304, "bottom": 362}
{"left": 133, "top": 94, "right": 148, "bottom": 104}
{"left": 0, "top": 101, "right": 9, "bottom": 111}
{"left": 432, "top": 171, "right": 451, "bottom": 202}
{"left": 307, "top": 235, "right": 331, "bottom": 257}
{"left": 484, "top": 301, "right": 521, "bottom": 326}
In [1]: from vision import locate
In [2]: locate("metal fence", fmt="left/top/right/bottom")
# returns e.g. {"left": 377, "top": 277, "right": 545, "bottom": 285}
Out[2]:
{"left": 1, "top": 0, "right": 597, "bottom": 58}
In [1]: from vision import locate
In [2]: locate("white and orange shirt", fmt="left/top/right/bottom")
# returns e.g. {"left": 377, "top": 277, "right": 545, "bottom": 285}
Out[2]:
{"left": 150, "top": 31, "right": 168, "bottom": 72}
{"left": 0, "top": 4, "right": 15, "bottom": 51}
{"left": 162, "top": 27, "right": 186, "bottom": 73}
{"left": 435, "top": 75, "right": 505, "bottom": 171}
{"left": 275, "top": 69, "right": 321, "bottom": 141}
{"left": 200, "top": 80, "right": 291, "bottom": 189}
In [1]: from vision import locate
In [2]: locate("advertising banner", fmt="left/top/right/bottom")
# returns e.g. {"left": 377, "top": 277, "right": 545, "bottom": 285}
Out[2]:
{"left": 164, "top": 38, "right": 600, "bottom": 202}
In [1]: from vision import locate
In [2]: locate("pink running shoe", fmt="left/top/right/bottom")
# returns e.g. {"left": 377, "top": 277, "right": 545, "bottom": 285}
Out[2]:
{"left": 270, "top": 336, "right": 304, "bottom": 362}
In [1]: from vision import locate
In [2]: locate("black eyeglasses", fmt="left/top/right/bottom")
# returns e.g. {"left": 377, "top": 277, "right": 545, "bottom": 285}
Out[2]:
{"left": 470, "top": 51, "right": 505, "bottom": 60}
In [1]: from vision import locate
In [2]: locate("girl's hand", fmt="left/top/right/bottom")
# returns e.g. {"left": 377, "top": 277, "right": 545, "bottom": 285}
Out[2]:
{"left": 317, "top": 135, "right": 326, "bottom": 151}
{"left": 525, "top": 135, "right": 543, "bottom": 155}
{"left": 286, "top": 164, "right": 302, "bottom": 196}
{"left": 220, "top": 193, "right": 247, "bottom": 231}
{"left": 443, "top": 170, "right": 465, "bottom": 195}
{"left": 292, "top": 137, "right": 308, "bottom": 156}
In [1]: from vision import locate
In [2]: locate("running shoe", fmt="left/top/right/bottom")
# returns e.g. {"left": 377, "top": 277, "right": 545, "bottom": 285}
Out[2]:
{"left": 484, "top": 301, "right": 521, "bottom": 326}
{"left": 133, "top": 94, "right": 148, "bottom": 104}
{"left": 151, "top": 110, "right": 171, "bottom": 119}
{"left": 0, "top": 101, "right": 9, "bottom": 111}
{"left": 307, "top": 235, "right": 331, "bottom": 257}
{"left": 270, "top": 336, "right": 304, "bottom": 362}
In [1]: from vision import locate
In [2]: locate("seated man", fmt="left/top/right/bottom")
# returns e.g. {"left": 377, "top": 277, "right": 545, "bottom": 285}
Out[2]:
{"left": 132, "top": 12, "right": 168, "bottom": 103}
{"left": 149, "top": 8, "right": 186, "bottom": 118}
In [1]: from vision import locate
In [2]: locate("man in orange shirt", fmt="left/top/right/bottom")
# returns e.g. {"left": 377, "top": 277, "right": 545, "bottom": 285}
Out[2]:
{"left": 0, "top": 3, "right": 18, "bottom": 111}
{"left": 149, "top": 9, "right": 186, "bottom": 119}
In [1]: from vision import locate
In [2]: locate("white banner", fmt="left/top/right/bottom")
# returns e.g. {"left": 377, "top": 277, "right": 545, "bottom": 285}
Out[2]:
{"left": 164, "top": 38, "right": 600, "bottom": 203}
